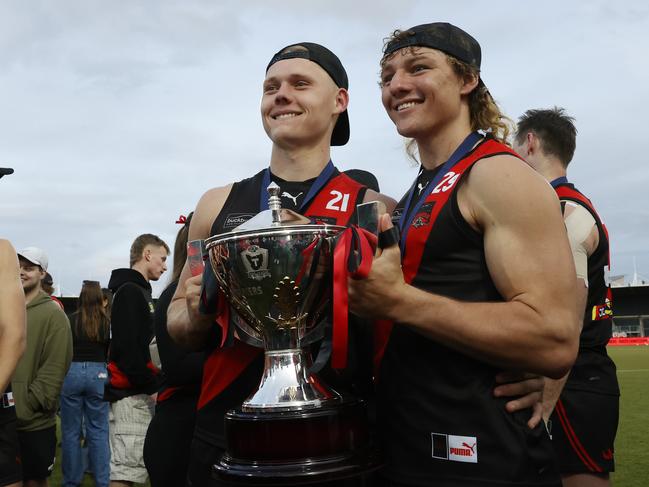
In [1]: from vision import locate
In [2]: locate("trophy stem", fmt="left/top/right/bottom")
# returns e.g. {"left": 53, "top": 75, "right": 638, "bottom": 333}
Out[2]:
{"left": 242, "top": 348, "right": 340, "bottom": 412}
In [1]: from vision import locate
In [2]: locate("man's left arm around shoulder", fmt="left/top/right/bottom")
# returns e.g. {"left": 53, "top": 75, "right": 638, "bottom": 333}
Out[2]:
{"left": 27, "top": 307, "right": 72, "bottom": 412}
{"left": 349, "top": 155, "right": 580, "bottom": 379}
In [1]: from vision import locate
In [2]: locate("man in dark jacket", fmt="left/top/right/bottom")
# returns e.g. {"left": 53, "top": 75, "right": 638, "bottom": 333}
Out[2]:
{"left": 105, "top": 234, "right": 169, "bottom": 487}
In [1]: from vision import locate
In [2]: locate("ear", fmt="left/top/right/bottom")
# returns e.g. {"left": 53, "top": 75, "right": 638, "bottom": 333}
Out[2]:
{"left": 526, "top": 132, "right": 538, "bottom": 155}
{"left": 459, "top": 72, "right": 479, "bottom": 96}
{"left": 334, "top": 88, "right": 349, "bottom": 114}
{"left": 144, "top": 248, "right": 152, "bottom": 262}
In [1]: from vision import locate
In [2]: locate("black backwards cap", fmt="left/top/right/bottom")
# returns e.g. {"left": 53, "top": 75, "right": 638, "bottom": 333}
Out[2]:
{"left": 266, "top": 42, "right": 350, "bottom": 146}
{"left": 384, "top": 23, "right": 486, "bottom": 89}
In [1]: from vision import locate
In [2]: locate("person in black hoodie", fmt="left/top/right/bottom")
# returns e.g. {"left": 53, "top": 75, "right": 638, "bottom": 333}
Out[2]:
{"left": 143, "top": 214, "right": 206, "bottom": 487}
{"left": 104, "top": 234, "right": 169, "bottom": 487}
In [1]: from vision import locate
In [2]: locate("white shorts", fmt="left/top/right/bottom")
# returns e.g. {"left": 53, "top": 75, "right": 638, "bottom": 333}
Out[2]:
{"left": 109, "top": 394, "right": 155, "bottom": 483}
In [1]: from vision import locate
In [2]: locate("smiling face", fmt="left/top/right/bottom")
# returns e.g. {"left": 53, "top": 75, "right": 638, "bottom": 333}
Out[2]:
{"left": 19, "top": 257, "right": 45, "bottom": 294}
{"left": 380, "top": 47, "right": 476, "bottom": 142}
{"left": 261, "top": 58, "right": 347, "bottom": 149}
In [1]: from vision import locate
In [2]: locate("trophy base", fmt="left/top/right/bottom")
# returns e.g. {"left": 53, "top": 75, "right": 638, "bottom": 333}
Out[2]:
{"left": 213, "top": 398, "right": 380, "bottom": 486}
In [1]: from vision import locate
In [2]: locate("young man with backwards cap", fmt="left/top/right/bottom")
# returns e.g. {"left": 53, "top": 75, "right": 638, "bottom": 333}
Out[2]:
{"left": 167, "top": 41, "right": 394, "bottom": 486}
{"left": 13, "top": 247, "right": 72, "bottom": 487}
{"left": 349, "top": 23, "right": 581, "bottom": 485}
{"left": 514, "top": 107, "right": 619, "bottom": 487}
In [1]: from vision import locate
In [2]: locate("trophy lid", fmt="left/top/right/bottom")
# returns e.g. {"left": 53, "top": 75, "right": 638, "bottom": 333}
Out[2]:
{"left": 207, "top": 182, "right": 344, "bottom": 244}
{"left": 230, "top": 181, "right": 324, "bottom": 232}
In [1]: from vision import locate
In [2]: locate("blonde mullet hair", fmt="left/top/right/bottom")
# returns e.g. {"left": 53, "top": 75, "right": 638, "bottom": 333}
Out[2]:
{"left": 446, "top": 56, "right": 512, "bottom": 145}
{"left": 381, "top": 31, "right": 513, "bottom": 162}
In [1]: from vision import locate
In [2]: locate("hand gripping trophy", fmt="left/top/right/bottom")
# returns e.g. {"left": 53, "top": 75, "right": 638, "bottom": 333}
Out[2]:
{"left": 205, "top": 183, "right": 380, "bottom": 485}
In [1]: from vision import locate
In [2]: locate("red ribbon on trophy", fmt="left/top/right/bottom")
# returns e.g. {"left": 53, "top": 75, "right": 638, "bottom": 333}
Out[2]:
{"left": 331, "top": 226, "right": 377, "bottom": 370}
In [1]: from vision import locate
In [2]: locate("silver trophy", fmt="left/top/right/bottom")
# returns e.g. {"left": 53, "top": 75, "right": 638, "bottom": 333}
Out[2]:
{"left": 204, "top": 182, "right": 346, "bottom": 412}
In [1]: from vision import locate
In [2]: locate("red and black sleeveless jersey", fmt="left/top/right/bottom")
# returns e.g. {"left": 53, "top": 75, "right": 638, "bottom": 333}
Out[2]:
{"left": 554, "top": 183, "right": 619, "bottom": 396}
{"left": 378, "top": 138, "right": 560, "bottom": 486}
{"left": 194, "top": 167, "right": 370, "bottom": 448}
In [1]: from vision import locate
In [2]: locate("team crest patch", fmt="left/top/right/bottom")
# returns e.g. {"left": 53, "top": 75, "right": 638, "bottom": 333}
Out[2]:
{"left": 592, "top": 297, "right": 613, "bottom": 321}
{"left": 224, "top": 213, "right": 254, "bottom": 230}
{"left": 411, "top": 202, "right": 435, "bottom": 229}
{"left": 432, "top": 433, "right": 478, "bottom": 463}
{"left": 241, "top": 245, "right": 271, "bottom": 281}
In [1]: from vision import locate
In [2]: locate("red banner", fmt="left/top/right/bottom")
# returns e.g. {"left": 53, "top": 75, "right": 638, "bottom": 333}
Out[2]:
{"left": 608, "top": 337, "right": 649, "bottom": 346}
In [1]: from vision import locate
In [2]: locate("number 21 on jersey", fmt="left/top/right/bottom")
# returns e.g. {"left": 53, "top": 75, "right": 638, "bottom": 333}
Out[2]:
{"left": 326, "top": 190, "right": 350, "bottom": 212}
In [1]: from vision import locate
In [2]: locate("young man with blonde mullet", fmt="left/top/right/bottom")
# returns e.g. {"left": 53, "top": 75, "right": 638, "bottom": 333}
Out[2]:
{"left": 349, "top": 23, "right": 581, "bottom": 486}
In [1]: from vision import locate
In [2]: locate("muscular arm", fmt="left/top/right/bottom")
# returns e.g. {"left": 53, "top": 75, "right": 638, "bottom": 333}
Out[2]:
{"left": 167, "top": 184, "right": 232, "bottom": 349}
{"left": 542, "top": 202, "right": 597, "bottom": 419}
{"left": 0, "top": 240, "right": 26, "bottom": 393}
{"left": 350, "top": 156, "right": 580, "bottom": 378}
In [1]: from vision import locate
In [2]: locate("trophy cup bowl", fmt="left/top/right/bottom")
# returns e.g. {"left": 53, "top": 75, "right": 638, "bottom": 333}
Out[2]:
{"left": 206, "top": 222, "right": 344, "bottom": 411}
{"left": 203, "top": 183, "right": 378, "bottom": 485}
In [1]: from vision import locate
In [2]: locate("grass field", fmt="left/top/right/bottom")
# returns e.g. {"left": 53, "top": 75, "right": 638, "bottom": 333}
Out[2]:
{"left": 609, "top": 346, "right": 649, "bottom": 486}
{"left": 49, "top": 347, "right": 649, "bottom": 486}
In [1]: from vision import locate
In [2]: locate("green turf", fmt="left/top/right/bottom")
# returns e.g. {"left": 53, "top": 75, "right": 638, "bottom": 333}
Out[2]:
{"left": 608, "top": 346, "right": 649, "bottom": 487}
{"left": 48, "top": 347, "right": 648, "bottom": 486}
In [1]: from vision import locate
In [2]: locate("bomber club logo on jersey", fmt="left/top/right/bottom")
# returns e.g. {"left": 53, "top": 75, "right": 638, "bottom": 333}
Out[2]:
{"left": 431, "top": 433, "right": 478, "bottom": 464}
{"left": 592, "top": 297, "right": 613, "bottom": 321}
{"left": 240, "top": 245, "right": 271, "bottom": 281}
{"left": 411, "top": 202, "right": 435, "bottom": 229}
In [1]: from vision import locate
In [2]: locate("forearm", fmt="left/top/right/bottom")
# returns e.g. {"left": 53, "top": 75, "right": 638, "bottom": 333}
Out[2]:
{"left": 28, "top": 352, "right": 71, "bottom": 411}
{"left": 541, "top": 373, "right": 569, "bottom": 422}
{"left": 167, "top": 300, "right": 216, "bottom": 350}
{"left": 387, "top": 283, "right": 577, "bottom": 378}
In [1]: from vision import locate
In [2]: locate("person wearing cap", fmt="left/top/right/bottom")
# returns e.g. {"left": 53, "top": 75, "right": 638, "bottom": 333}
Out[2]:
{"left": 13, "top": 247, "right": 72, "bottom": 487}
{"left": 513, "top": 107, "right": 619, "bottom": 487}
{"left": 0, "top": 239, "right": 26, "bottom": 487}
{"left": 349, "top": 23, "right": 580, "bottom": 485}
{"left": 167, "top": 41, "right": 395, "bottom": 486}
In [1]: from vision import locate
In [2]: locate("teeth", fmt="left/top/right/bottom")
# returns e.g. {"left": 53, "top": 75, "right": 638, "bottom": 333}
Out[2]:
{"left": 274, "top": 112, "right": 299, "bottom": 120}
{"left": 397, "top": 102, "right": 418, "bottom": 111}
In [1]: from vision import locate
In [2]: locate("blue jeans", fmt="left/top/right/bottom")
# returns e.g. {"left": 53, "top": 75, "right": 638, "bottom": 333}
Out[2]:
{"left": 60, "top": 361, "right": 110, "bottom": 487}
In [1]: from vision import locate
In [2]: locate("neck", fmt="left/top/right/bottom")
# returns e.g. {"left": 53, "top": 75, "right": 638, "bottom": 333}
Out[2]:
{"left": 416, "top": 116, "right": 474, "bottom": 170}
{"left": 269, "top": 142, "right": 332, "bottom": 182}
{"left": 24, "top": 286, "right": 41, "bottom": 305}
{"left": 131, "top": 263, "right": 150, "bottom": 282}
{"left": 535, "top": 157, "right": 567, "bottom": 183}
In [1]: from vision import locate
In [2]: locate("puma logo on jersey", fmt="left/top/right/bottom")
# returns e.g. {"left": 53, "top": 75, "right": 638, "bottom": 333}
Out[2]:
{"left": 417, "top": 182, "right": 428, "bottom": 195}
{"left": 432, "top": 433, "right": 478, "bottom": 463}
{"left": 281, "top": 191, "right": 303, "bottom": 206}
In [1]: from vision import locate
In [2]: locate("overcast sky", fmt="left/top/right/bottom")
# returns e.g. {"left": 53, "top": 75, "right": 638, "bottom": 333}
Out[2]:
{"left": 2, "top": 0, "right": 648, "bottom": 296}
